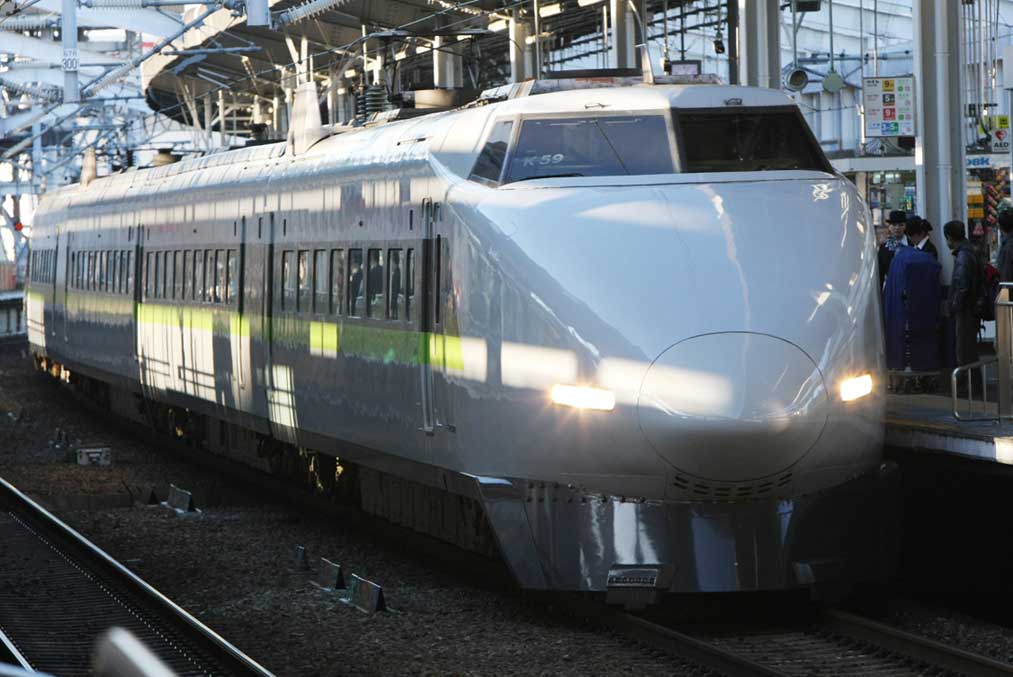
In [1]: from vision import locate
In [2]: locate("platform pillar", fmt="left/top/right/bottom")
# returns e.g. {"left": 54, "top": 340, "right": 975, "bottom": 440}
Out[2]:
{"left": 508, "top": 12, "right": 531, "bottom": 83}
{"left": 433, "top": 37, "right": 463, "bottom": 89}
{"left": 609, "top": 0, "right": 634, "bottom": 68}
{"left": 914, "top": 0, "right": 964, "bottom": 280}
{"left": 737, "top": 0, "right": 780, "bottom": 89}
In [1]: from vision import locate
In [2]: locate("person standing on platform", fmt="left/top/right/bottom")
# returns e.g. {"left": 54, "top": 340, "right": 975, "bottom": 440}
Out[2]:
{"left": 906, "top": 217, "right": 937, "bottom": 259}
{"left": 878, "top": 210, "right": 909, "bottom": 288}
{"left": 997, "top": 211, "right": 1013, "bottom": 283}
{"left": 944, "top": 220, "right": 981, "bottom": 370}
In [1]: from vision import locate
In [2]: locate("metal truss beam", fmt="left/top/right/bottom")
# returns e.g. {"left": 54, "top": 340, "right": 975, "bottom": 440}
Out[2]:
{"left": 0, "top": 31, "right": 111, "bottom": 68}
{"left": 25, "top": 0, "right": 183, "bottom": 37}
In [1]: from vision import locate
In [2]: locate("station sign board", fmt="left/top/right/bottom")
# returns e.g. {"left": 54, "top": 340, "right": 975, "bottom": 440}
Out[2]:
{"left": 863, "top": 76, "right": 916, "bottom": 137}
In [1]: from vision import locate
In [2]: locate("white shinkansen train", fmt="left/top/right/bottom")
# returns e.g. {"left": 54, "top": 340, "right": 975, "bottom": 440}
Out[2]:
{"left": 26, "top": 78, "right": 891, "bottom": 603}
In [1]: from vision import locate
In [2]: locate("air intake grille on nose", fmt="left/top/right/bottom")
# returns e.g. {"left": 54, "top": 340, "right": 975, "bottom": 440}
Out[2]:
{"left": 671, "top": 472, "right": 793, "bottom": 500}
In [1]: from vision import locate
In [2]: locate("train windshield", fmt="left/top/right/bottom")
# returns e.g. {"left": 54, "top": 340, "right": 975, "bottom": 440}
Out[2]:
{"left": 676, "top": 108, "right": 831, "bottom": 173}
{"left": 501, "top": 115, "right": 674, "bottom": 184}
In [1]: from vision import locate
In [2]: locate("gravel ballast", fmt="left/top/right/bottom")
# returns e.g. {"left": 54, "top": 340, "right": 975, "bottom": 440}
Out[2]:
{"left": 0, "top": 346, "right": 702, "bottom": 676}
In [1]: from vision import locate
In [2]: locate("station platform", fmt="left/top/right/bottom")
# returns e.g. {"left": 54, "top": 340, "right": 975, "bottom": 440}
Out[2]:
{"left": 887, "top": 393, "right": 1013, "bottom": 465}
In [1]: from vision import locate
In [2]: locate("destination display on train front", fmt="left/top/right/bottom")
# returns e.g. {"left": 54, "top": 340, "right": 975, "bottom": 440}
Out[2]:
{"left": 863, "top": 76, "right": 916, "bottom": 137}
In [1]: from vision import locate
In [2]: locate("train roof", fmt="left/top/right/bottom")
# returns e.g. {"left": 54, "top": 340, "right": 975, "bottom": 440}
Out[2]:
{"left": 38, "top": 83, "right": 801, "bottom": 211}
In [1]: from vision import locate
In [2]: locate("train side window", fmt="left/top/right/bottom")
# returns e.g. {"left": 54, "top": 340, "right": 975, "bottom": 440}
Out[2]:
{"left": 152, "top": 252, "right": 159, "bottom": 298}
{"left": 204, "top": 250, "right": 215, "bottom": 303}
{"left": 329, "top": 249, "right": 344, "bottom": 316}
{"left": 226, "top": 249, "right": 237, "bottom": 305}
{"left": 194, "top": 250, "right": 205, "bottom": 302}
{"left": 297, "top": 250, "right": 310, "bottom": 312}
{"left": 111, "top": 252, "right": 118, "bottom": 293}
{"left": 182, "top": 251, "right": 190, "bottom": 300}
{"left": 70, "top": 253, "right": 76, "bottom": 289}
{"left": 156, "top": 251, "right": 164, "bottom": 299}
{"left": 282, "top": 251, "right": 295, "bottom": 311}
{"left": 215, "top": 249, "right": 226, "bottom": 304}
{"left": 174, "top": 250, "right": 184, "bottom": 300}
{"left": 347, "top": 249, "right": 363, "bottom": 317}
{"left": 106, "top": 252, "right": 114, "bottom": 292}
{"left": 145, "top": 252, "right": 152, "bottom": 299}
{"left": 406, "top": 248, "right": 415, "bottom": 322}
{"left": 164, "top": 251, "right": 172, "bottom": 299}
{"left": 469, "top": 120, "right": 513, "bottom": 185}
{"left": 367, "top": 248, "right": 385, "bottom": 319}
{"left": 388, "top": 249, "right": 403, "bottom": 320}
{"left": 126, "top": 251, "right": 134, "bottom": 295}
{"left": 313, "top": 249, "right": 327, "bottom": 314}
{"left": 153, "top": 252, "right": 161, "bottom": 299}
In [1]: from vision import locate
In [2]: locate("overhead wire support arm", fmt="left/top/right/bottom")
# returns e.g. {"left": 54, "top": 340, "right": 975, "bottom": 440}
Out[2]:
{"left": 80, "top": 3, "right": 219, "bottom": 96}
{"left": 82, "top": 0, "right": 220, "bottom": 7}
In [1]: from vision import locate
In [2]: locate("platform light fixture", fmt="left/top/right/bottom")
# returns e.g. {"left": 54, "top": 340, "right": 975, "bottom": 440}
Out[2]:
{"left": 578, "top": 0, "right": 606, "bottom": 5}
{"left": 839, "top": 374, "right": 873, "bottom": 402}
{"left": 550, "top": 385, "right": 616, "bottom": 412}
{"left": 538, "top": 2, "right": 562, "bottom": 17}
{"left": 488, "top": 18, "right": 509, "bottom": 32}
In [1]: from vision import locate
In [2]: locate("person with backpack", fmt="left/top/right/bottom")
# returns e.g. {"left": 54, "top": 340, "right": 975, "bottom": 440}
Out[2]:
{"left": 944, "top": 220, "right": 982, "bottom": 370}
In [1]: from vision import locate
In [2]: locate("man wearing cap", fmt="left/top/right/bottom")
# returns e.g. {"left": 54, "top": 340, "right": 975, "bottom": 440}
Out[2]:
{"left": 878, "top": 210, "right": 909, "bottom": 288}
{"left": 906, "top": 217, "right": 938, "bottom": 259}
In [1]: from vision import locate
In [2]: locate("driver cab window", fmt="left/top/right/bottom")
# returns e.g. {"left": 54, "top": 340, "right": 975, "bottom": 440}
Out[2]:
{"left": 502, "top": 115, "right": 674, "bottom": 184}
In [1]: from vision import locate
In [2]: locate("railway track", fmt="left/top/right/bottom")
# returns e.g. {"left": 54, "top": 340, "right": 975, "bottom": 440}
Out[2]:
{"left": 0, "top": 476, "right": 272, "bottom": 676}
{"left": 614, "top": 607, "right": 1013, "bottom": 676}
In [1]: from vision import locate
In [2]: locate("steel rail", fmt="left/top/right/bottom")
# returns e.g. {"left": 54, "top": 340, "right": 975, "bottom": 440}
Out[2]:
{"left": 0, "top": 627, "right": 33, "bottom": 672}
{"left": 820, "top": 608, "right": 1013, "bottom": 676}
{"left": 0, "top": 475, "right": 274, "bottom": 676}
{"left": 611, "top": 612, "right": 782, "bottom": 677}
{"left": 609, "top": 608, "right": 1013, "bottom": 676}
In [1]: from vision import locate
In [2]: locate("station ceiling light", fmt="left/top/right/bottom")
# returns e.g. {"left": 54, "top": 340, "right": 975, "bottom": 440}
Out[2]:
{"left": 538, "top": 2, "right": 562, "bottom": 17}
{"left": 578, "top": 0, "right": 606, "bottom": 5}
{"left": 488, "top": 18, "right": 509, "bottom": 32}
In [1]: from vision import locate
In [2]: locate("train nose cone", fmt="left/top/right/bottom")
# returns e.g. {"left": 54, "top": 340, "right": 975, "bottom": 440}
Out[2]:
{"left": 638, "top": 332, "right": 828, "bottom": 482}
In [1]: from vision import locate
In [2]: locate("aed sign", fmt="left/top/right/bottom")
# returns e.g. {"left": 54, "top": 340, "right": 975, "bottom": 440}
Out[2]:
{"left": 992, "top": 116, "right": 1011, "bottom": 153}
{"left": 864, "top": 76, "right": 916, "bottom": 137}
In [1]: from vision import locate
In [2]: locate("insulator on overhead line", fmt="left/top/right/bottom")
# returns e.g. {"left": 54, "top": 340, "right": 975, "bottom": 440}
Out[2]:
{"left": 0, "top": 15, "right": 61, "bottom": 30}
{"left": 275, "top": 0, "right": 351, "bottom": 27}
{"left": 82, "top": 0, "right": 143, "bottom": 7}
{"left": 354, "top": 85, "right": 366, "bottom": 124}
{"left": 364, "top": 84, "right": 386, "bottom": 116}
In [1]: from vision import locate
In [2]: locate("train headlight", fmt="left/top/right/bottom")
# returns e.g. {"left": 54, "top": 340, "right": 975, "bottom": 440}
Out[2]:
{"left": 550, "top": 385, "right": 616, "bottom": 412}
{"left": 839, "top": 374, "right": 873, "bottom": 402}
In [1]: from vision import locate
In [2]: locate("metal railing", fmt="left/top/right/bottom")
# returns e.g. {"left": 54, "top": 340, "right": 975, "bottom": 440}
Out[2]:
{"left": 952, "top": 282, "right": 1013, "bottom": 422}
{"left": 952, "top": 356, "right": 999, "bottom": 421}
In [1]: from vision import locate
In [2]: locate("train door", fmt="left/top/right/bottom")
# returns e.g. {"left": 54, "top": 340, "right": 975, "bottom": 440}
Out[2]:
{"left": 247, "top": 211, "right": 273, "bottom": 430}
{"left": 130, "top": 223, "right": 142, "bottom": 378}
{"left": 61, "top": 232, "right": 71, "bottom": 343}
{"left": 46, "top": 230, "right": 59, "bottom": 340}
{"left": 230, "top": 215, "right": 250, "bottom": 410}
{"left": 418, "top": 198, "right": 454, "bottom": 435}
